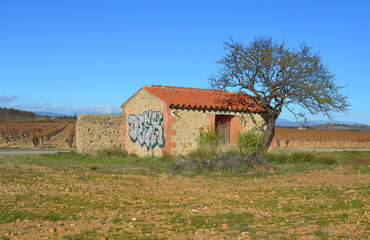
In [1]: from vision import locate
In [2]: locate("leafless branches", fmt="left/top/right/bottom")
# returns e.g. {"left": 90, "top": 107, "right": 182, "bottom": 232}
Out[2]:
{"left": 210, "top": 36, "right": 349, "bottom": 149}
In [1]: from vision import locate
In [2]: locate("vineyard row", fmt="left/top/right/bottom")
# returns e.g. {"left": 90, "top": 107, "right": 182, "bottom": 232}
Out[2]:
{"left": 0, "top": 120, "right": 76, "bottom": 147}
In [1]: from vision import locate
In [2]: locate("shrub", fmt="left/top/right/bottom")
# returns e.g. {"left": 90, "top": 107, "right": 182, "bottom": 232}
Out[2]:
{"left": 90, "top": 165, "right": 98, "bottom": 171}
{"left": 237, "top": 130, "right": 264, "bottom": 156}
{"left": 96, "top": 144, "right": 126, "bottom": 157}
{"left": 173, "top": 152, "right": 252, "bottom": 173}
{"left": 197, "top": 127, "right": 220, "bottom": 148}
{"left": 181, "top": 128, "right": 273, "bottom": 173}
{"left": 188, "top": 127, "right": 221, "bottom": 159}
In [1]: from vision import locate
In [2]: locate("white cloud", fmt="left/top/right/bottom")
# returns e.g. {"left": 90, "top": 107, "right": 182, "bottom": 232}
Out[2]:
{"left": 0, "top": 95, "right": 18, "bottom": 104}
{"left": 0, "top": 103, "right": 122, "bottom": 116}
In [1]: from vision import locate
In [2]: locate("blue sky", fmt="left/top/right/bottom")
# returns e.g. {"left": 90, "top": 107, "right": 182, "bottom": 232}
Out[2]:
{"left": 1, "top": 0, "right": 369, "bottom": 124}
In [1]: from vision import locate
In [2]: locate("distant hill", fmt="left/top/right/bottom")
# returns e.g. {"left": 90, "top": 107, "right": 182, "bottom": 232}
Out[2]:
{"left": 308, "top": 124, "right": 370, "bottom": 132}
{"left": 0, "top": 108, "right": 77, "bottom": 120}
{"left": 276, "top": 118, "right": 367, "bottom": 127}
{"left": 277, "top": 118, "right": 369, "bottom": 132}
{"left": 33, "top": 111, "right": 77, "bottom": 119}
{"left": 0, "top": 107, "right": 37, "bottom": 120}
{"left": 33, "top": 111, "right": 69, "bottom": 117}
{"left": 34, "top": 111, "right": 121, "bottom": 117}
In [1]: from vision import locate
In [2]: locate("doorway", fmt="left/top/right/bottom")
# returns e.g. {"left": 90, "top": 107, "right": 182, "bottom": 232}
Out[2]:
{"left": 215, "top": 115, "right": 231, "bottom": 144}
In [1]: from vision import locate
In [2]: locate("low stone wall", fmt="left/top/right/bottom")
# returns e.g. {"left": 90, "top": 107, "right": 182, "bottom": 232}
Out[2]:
{"left": 76, "top": 114, "right": 125, "bottom": 154}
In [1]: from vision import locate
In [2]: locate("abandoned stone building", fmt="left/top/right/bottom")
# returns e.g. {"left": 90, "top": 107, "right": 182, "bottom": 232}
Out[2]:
{"left": 76, "top": 85, "right": 267, "bottom": 156}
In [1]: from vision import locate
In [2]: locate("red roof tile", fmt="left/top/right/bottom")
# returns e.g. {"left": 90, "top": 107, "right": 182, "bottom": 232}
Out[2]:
{"left": 122, "top": 85, "right": 264, "bottom": 112}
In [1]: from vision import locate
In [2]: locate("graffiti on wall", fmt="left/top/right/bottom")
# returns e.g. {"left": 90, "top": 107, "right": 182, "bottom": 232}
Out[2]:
{"left": 128, "top": 110, "right": 165, "bottom": 150}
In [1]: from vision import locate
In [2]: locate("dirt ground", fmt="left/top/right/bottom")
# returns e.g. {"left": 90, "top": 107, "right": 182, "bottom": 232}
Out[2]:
{"left": 0, "top": 159, "right": 369, "bottom": 239}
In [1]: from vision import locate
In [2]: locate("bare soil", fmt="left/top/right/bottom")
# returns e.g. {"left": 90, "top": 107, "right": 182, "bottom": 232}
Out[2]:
{"left": 0, "top": 160, "right": 368, "bottom": 239}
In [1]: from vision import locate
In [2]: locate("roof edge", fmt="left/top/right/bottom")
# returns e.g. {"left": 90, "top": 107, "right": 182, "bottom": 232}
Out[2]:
{"left": 120, "top": 88, "right": 143, "bottom": 109}
{"left": 122, "top": 84, "right": 265, "bottom": 113}
{"left": 147, "top": 84, "right": 229, "bottom": 93}
{"left": 120, "top": 87, "right": 169, "bottom": 109}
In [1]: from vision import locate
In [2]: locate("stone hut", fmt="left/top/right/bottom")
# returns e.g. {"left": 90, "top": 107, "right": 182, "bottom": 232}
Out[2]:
{"left": 121, "top": 85, "right": 266, "bottom": 156}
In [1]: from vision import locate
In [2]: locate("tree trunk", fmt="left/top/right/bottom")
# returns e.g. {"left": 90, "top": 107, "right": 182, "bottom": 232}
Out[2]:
{"left": 262, "top": 116, "right": 276, "bottom": 150}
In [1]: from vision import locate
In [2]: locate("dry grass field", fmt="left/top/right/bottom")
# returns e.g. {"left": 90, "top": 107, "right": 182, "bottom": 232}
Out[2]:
{"left": 0, "top": 152, "right": 369, "bottom": 239}
{"left": 275, "top": 128, "right": 370, "bottom": 149}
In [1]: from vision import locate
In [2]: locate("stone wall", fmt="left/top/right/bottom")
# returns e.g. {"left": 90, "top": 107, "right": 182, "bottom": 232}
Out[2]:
{"left": 76, "top": 114, "right": 125, "bottom": 154}
{"left": 168, "top": 108, "right": 213, "bottom": 155}
{"left": 168, "top": 109, "right": 267, "bottom": 155}
{"left": 122, "top": 88, "right": 167, "bottom": 157}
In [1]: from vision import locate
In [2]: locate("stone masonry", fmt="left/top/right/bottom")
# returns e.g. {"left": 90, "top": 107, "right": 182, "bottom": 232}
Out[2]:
{"left": 122, "top": 87, "right": 167, "bottom": 157}
{"left": 168, "top": 109, "right": 266, "bottom": 155}
{"left": 76, "top": 85, "right": 267, "bottom": 156}
{"left": 76, "top": 114, "right": 125, "bottom": 154}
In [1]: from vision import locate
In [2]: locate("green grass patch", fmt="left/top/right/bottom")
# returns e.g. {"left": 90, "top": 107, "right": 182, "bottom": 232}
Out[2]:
{"left": 0, "top": 208, "right": 68, "bottom": 223}
{"left": 63, "top": 230, "right": 98, "bottom": 239}
{"left": 261, "top": 151, "right": 369, "bottom": 173}
{"left": 0, "top": 151, "right": 176, "bottom": 174}
{"left": 0, "top": 150, "right": 368, "bottom": 176}
{"left": 0, "top": 192, "right": 92, "bottom": 223}
{"left": 96, "top": 144, "right": 126, "bottom": 157}
{"left": 264, "top": 152, "right": 338, "bottom": 165}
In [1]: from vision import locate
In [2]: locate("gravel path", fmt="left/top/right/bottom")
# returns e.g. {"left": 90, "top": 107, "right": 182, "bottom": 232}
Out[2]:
{"left": 0, "top": 149, "right": 72, "bottom": 155}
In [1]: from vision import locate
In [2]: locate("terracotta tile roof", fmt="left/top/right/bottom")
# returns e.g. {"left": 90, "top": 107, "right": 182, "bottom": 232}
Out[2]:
{"left": 123, "top": 85, "right": 264, "bottom": 112}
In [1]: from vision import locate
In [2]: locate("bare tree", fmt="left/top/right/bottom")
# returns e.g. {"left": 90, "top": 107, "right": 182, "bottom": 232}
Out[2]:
{"left": 210, "top": 36, "right": 350, "bottom": 150}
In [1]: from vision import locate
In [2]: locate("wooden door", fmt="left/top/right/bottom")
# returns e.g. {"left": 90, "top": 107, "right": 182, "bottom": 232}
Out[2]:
{"left": 215, "top": 115, "right": 231, "bottom": 144}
